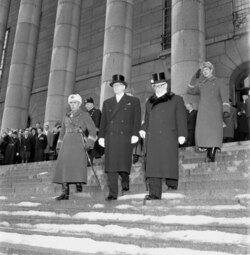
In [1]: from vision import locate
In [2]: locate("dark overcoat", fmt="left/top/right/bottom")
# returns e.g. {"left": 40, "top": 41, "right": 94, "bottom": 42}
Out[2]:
{"left": 187, "top": 74, "right": 230, "bottom": 148}
{"left": 223, "top": 106, "right": 237, "bottom": 138}
{"left": 53, "top": 109, "right": 96, "bottom": 184}
{"left": 141, "top": 93, "right": 187, "bottom": 179}
{"left": 99, "top": 94, "right": 141, "bottom": 173}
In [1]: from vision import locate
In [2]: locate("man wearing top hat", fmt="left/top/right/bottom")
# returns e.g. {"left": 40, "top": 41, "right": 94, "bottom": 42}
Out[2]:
{"left": 139, "top": 72, "right": 187, "bottom": 200}
{"left": 84, "top": 97, "right": 103, "bottom": 163}
{"left": 99, "top": 74, "right": 141, "bottom": 201}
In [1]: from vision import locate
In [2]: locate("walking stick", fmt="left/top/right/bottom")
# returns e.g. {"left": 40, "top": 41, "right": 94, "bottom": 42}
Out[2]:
{"left": 80, "top": 134, "right": 102, "bottom": 189}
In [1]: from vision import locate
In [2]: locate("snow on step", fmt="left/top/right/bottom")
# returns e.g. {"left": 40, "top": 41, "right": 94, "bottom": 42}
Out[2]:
{"left": 0, "top": 231, "right": 247, "bottom": 255}
{"left": 0, "top": 210, "right": 249, "bottom": 227}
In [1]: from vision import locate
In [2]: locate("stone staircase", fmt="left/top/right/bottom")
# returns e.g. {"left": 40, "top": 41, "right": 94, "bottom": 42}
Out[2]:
{"left": 0, "top": 141, "right": 249, "bottom": 255}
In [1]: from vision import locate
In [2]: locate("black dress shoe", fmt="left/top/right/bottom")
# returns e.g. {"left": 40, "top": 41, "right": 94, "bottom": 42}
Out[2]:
{"left": 105, "top": 196, "right": 117, "bottom": 201}
{"left": 76, "top": 183, "right": 82, "bottom": 192}
{"left": 144, "top": 194, "right": 160, "bottom": 200}
{"left": 55, "top": 194, "right": 69, "bottom": 201}
{"left": 167, "top": 186, "right": 177, "bottom": 190}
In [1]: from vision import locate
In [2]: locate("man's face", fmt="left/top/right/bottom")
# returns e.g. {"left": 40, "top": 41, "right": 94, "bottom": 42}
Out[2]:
{"left": 152, "top": 82, "right": 167, "bottom": 93}
{"left": 69, "top": 101, "right": 80, "bottom": 111}
{"left": 202, "top": 67, "right": 212, "bottom": 77}
{"left": 113, "top": 83, "right": 126, "bottom": 94}
{"left": 85, "top": 102, "right": 94, "bottom": 111}
{"left": 44, "top": 125, "right": 49, "bottom": 131}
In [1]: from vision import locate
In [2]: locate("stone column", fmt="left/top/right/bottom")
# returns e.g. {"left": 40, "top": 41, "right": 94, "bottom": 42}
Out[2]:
{"left": 0, "top": 0, "right": 10, "bottom": 65}
{"left": 100, "top": 0, "right": 133, "bottom": 107}
{"left": 1, "top": 0, "right": 42, "bottom": 130}
{"left": 44, "top": 0, "right": 82, "bottom": 126}
{"left": 171, "top": 0, "right": 205, "bottom": 104}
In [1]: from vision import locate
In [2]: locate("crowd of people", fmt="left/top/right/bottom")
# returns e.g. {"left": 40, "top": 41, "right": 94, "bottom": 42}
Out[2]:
{"left": 0, "top": 61, "right": 249, "bottom": 202}
{"left": 0, "top": 122, "right": 61, "bottom": 165}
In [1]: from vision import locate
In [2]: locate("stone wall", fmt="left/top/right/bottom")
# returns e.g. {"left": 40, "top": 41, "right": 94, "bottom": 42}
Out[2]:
{"left": 0, "top": 0, "right": 249, "bottom": 126}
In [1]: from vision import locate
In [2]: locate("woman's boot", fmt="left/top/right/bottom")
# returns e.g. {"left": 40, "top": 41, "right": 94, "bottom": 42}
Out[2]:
{"left": 55, "top": 183, "right": 69, "bottom": 200}
{"left": 206, "top": 148, "right": 212, "bottom": 162}
{"left": 210, "top": 147, "right": 218, "bottom": 162}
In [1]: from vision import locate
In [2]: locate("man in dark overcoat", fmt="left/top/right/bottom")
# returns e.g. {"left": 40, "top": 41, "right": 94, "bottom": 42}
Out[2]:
{"left": 99, "top": 74, "right": 141, "bottom": 201}
{"left": 140, "top": 72, "right": 187, "bottom": 200}
{"left": 84, "top": 97, "right": 103, "bottom": 163}
{"left": 185, "top": 103, "right": 197, "bottom": 146}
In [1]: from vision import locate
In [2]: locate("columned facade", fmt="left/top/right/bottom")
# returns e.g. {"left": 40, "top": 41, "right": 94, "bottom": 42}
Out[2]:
{"left": 0, "top": 0, "right": 10, "bottom": 65}
{"left": 44, "top": 0, "right": 82, "bottom": 126}
{"left": 100, "top": 0, "right": 133, "bottom": 107}
{"left": 171, "top": 0, "right": 205, "bottom": 104}
{"left": 1, "top": 0, "right": 42, "bottom": 129}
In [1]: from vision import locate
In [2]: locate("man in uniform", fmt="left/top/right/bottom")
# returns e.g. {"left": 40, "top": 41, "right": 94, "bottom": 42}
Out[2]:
{"left": 140, "top": 72, "right": 187, "bottom": 200}
{"left": 99, "top": 74, "right": 141, "bottom": 201}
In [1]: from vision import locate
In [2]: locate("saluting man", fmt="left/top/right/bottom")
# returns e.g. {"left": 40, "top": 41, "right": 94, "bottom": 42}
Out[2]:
{"left": 140, "top": 72, "right": 187, "bottom": 201}
{"left": 99, "top": 74, "right": 141, "bottom": 201}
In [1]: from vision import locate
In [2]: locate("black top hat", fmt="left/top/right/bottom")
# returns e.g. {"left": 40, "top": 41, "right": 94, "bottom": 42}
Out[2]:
{"left": 84, "top": 97, "right": 94, "bottom": 104}
{"left": 110, "top": 74, "right": 127, "bottom": 87}
{"left": 151, "top": 72, "right": 167, "bottom": 84}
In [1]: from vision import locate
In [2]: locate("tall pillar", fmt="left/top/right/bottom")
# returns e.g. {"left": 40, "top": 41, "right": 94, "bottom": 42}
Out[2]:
{"left": 100, "top": 0, "right": 133, "bottom": 107}
{"left": 44, "top": 0, "right": 82, "bottom": 126}
{"left": 1, "top": 0, "right": 42, "bottom": 130}
{"left": 171, "top": 0, "right": 205, "bottom": 104}
{"left": 0, "top": 0, "right": 10, "bottom": 64}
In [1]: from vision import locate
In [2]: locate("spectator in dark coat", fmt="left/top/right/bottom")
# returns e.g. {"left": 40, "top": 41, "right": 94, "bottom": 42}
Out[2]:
{"left": 43, "top": 122, "right": 54, "bottom": 161}
{"left": 140, "top": 72, "right": 187, "bottom": 200}
{"left": 29, "top": 127, "right": 37, "bottom": 162}
{"left": 20, "top": 129, "right": 32, "bottom": 163}
{"left": 185, "top": 103, "right": 197, "bottom": 147}
{"left": 99, "top": 74, "right": 141, "bottom": 201}
{"left": 237, "top": 94, "right": 249, "bottom": 141}
{"left": 51, "top": 122, "right": 61, "bottom": 160}
{"left": 187, "top": 61, "right": 230, "bottom": 162}
{"left": 4, "top": 131, "right": 20, "bottom": 165}
{"left": 0, "top": 131, "right": 9, "bottom": 165}
{"left": 84, "top": 97, "right": 103, "bottom": 163}
{"left": 223, "top": 100, "right": 237, "bottom": 143}
{"left": 35, "top": 127, "right": 47, "bottom": 162}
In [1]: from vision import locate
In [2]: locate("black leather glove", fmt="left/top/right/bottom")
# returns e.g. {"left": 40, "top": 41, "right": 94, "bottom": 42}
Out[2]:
{"left": 85, "top": 139, "right": 94, "bottom": 150}
{"left": 195, "top": 69, "right": 201, "bottom": 78}
{"left": 223, "top": 111, "right": 230, "bottom": 118}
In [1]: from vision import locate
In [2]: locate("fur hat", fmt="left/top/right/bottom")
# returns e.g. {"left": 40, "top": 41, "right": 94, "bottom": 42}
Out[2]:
{"left": 200, "top": 61, "right": 214, "bottom": 71}
{"left": 68, "top": 94, "right": 82, "bottom": 105}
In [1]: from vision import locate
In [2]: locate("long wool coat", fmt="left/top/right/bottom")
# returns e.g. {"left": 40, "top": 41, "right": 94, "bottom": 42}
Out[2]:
{"left": 187, "top": 74, "right": 230, "bottom": 148}
{"left": 53, "top": 109, "right": 96, "bottom": 184}
{"left": 99, "top": 94, "right": 141, "bottom": 173}
{"left": 141, "top": 93, "right": 187, "bottom": 179}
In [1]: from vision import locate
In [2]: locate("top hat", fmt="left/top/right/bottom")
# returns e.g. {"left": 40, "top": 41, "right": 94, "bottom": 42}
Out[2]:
{"left": 84, "top": 97, "right": 94, "bottom": 104}
{"left": 110, "top": 74, "right": 127, "bottom": 87}
{"left": 151, "top": 72, "right": 167, "bottom": 84}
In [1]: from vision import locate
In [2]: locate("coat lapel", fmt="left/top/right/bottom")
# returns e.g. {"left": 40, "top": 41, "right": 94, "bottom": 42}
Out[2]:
{"left": 110, "top": 94, "right": 128, "bottom": 120}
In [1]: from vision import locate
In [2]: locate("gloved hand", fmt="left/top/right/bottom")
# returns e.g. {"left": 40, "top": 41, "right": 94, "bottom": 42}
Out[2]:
{"left": 98, "top": 138, "right": 105, "bottom": 147}
{"left": 85, "top": 138, "right": 94, "bottom": 150}
{"left": 131, "top": 136, "right": 139, "bottom": 144}
{"left": 195, "top": 69, "right": 201, "bottom": 78}
{"left": 139, "top": 130, "right": 146, "bottom": 139}
{"left": 223, "top": 111, "right": 230, "bottom": 118}
{"left": 178, "top": 136, "right": 186, "bottom": 145}
{"left": 56, "top": 139, "right": 62, "bottom": 152}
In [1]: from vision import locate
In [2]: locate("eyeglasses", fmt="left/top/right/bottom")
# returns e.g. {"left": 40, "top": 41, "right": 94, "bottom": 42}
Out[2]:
{"left": 152, "top": 82, "right": 166, "bottom": 88}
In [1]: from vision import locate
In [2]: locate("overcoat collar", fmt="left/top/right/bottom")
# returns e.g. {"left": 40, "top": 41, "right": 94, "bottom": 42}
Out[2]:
{"left": 110, "top": 94, "right": 130, "bottom": 120}
{"left": 149, "top": 92, "right": 175, "bottom": 109}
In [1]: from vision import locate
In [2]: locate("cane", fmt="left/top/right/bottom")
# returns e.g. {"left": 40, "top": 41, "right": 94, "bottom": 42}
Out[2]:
{"left": 81, "top": 134, "right": 102, "bottom": 189}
